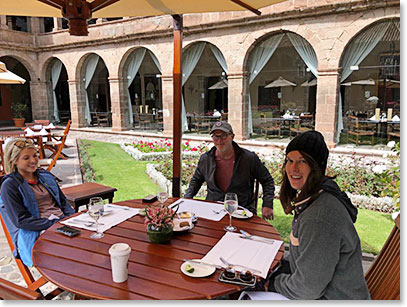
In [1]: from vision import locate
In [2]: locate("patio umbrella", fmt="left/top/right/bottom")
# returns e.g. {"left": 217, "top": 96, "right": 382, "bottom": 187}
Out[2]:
{"left": 265, "top": 76, "right": 296, "bottom": 88}
{"left": 300, "top": 78, "right": 317, "bottom": 87}
{"left": 208, "top": 79, "right": 228, "bottom": 90}
{"left": 0, "top": 0, "right": 286, "bottom": 196}
{"left": 0, "top": 61, "right": 26, "bottom": 84}
{"left": 378, "top": 78, "right": 400, "bottom": 88}
{"left": 341, "top": 78, "right": 375, "bottom": 86}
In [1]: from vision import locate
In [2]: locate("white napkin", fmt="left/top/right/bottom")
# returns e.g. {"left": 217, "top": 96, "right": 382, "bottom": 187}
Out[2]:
{"left": 169, "top": 199, "right": 227, "bottom": 221}
{"left": 201, "top": 232, "right": 283, "bottom": 278}
{"left": 39, "top": 128, "right": 49, "bottom": 136}
{"left": 369, "top": 115, "right": 376, "bottom": 121}
{"left": 33, "top": 125, "right": 42, "bottom": 130}
{"left": 282, "top": 114, "right": 292, "bottom": 119}
{"left": 45, "top": 123, "right": 56, "bottom": 129}
{"left": 392, "top": 115, "right": 400, "bottom": 122}
{"left": 61, "top": 204, "right": 140, "bottom": 233}
{"left": 24, "top": 128, "right": 35, "bottom": 136}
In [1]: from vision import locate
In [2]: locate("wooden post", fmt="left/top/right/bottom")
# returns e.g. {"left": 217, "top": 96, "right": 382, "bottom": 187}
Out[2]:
{"left": 172, "top": 14, "right": 183, "bottom": 197}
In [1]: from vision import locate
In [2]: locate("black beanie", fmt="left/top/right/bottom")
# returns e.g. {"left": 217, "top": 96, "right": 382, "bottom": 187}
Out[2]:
{"left": 286, "top": 131, "right": 329, "bottom": 174}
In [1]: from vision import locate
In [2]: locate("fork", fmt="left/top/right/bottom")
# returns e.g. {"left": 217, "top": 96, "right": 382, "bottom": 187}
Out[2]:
{"left": 212, "top": 209, "right": 225, "bottom": 214}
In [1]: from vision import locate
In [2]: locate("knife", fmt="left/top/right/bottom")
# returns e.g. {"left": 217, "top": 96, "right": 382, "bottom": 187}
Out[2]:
{"left": 239, "top": 235, "right": 275, "bottom": 245}
{"left": 183, "top": 259, "right": 223, "bottom": 269}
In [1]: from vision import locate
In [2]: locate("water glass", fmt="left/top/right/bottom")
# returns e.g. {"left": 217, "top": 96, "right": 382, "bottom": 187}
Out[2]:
{"left": 157, "top": 185, "right": 169, "bottom": 206}
{"left": 88, "top": 197, "right": 104, "bottom": 239}
{"left": 224, "top": 193, "right": 238, "bottom": 232}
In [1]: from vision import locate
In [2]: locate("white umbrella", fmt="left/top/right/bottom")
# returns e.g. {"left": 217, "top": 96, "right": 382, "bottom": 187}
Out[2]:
{"left": 351, "top": 78, "right": 375, "bottom": 85}
{"left": 0, "top": 61, "right": 26, "bottom": 84}
{"left": 208, "top": 79, "right": 228, "bottom": 90}
{"left": 341, "top": 78, "right": 375, "bottom": 86}
{"left": 301, "top": 78, "right": 317, "bottom": 87}
{"left": 265, "top": 76, "right": 296, "bottom": 88}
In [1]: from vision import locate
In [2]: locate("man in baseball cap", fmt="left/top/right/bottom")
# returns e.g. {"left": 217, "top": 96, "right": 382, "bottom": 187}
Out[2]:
{"left": 185, "top": 121, "right": 275, "bottom": 219}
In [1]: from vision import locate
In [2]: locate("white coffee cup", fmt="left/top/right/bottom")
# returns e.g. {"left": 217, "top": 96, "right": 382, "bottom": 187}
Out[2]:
{"left": 108, "top": 243, "right": 131, "bottom": 283}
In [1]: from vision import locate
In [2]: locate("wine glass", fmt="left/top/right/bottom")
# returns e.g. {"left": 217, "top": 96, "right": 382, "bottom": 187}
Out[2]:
{"left": 88, "top": 198, "right": 104, "bottom": 239}
{"left": 90, "top": 197, "right": 104, "bottom": 215}
{"left": 157, "top": 185, "right": 169, "bottom": 206}
{"left": 224, "top": 193, "right": 238, "bottom": 232}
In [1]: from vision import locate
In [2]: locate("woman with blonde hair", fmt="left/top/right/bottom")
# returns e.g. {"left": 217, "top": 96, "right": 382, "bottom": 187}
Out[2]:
{"left": 0, "top": 138, "right": 74, "bottom": 266}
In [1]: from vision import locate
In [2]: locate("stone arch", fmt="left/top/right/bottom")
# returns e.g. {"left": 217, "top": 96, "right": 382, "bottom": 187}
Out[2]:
{"left": 0, "top": 55, "right": 34, "bottom": 123}
{"left": 119, "top": 46, "right": 163, "bottom": 130}
{"left": 182, "top": 41, "right": 229, "bottom": 126}
{"left": 76, "top": 52, "right": 111, "bottom": 126}
{"left": 42, "top": 57, "right": 71, "bottom": 123}
{"left": 242, "top": 30, "right": 318, "bottom": 138}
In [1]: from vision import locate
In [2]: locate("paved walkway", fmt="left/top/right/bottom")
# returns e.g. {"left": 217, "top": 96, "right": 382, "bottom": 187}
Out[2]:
{"left": 0, "top": 129, "right": 376, "bottom": 299}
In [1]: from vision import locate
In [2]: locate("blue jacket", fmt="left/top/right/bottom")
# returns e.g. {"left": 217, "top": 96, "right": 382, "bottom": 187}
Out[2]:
{"left": 0, "top": 169, "right": 74, "bottom": 267}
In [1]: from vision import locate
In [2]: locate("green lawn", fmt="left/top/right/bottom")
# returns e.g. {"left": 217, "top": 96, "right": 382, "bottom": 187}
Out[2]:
{"left": 81, "top": 139, "right": 394, "bottom": 255}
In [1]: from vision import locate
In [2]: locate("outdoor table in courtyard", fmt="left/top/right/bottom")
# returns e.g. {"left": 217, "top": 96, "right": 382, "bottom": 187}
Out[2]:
{"left": 32, "top": 198, "right": 284, "bottom": 300}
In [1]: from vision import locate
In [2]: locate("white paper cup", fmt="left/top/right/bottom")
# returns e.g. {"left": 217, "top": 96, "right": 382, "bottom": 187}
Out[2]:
{"left": 108, "top": 243, "right": 131, "bottom": 283}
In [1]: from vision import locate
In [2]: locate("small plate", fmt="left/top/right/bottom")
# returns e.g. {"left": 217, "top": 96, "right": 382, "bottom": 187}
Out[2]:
{"left": 178, "top": 211, "right": 197, "bottom": 222}
{"left": 232, "top": 209, "right": 253, "bottom": 219}
{"left": 180, "top": 260, "right": 216, "bottom": 278}
{"left": 173, "top": 218, "right": 194, "bottom": 232}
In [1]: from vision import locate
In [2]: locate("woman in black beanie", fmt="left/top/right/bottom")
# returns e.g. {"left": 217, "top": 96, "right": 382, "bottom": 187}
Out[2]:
{"left": 267, "top": 131, "right": 370, "bottom": 299}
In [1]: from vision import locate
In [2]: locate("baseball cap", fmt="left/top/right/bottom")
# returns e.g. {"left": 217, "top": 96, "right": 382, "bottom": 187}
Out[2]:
{"left": 210, "top": 121, "right": 234, "bottom": 134}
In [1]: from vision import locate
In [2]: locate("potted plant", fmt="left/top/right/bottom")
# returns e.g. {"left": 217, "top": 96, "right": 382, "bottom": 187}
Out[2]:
{"left": 144, "top": 204, "right": 178, "bottom": 243}
{"left": 11, "top": 102, "right": 28, "bottom": 127}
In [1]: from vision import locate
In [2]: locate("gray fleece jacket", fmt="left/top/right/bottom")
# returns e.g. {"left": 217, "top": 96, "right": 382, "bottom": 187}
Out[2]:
{"left": 274, "top": 179, "right": 370, "bottom": 300}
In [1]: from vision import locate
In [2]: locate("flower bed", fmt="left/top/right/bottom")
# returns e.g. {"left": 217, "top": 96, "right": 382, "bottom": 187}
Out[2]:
{"left": 121, "top": 139, "right": 399, "bottom": 213}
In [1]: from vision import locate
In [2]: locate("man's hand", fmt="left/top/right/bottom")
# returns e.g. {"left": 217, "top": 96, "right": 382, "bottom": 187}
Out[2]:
{"left": 262, "top": 207, "right": 274, "bottom": 220}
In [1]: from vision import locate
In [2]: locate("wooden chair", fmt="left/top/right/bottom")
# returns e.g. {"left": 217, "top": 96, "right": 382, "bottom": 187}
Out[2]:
{"left": 139, "top": 114, "right": 153, "bottom": 130}
{"left": 195, "top": 117, "right": 211, "bottom": 133}
{"left": 44, "top": 120, "right": 71, "bottom": 160}
{"left": 95, "top": 112, "right": 110, "bottom": 127}
{"left": 133, "top": 112, "right": 141, "bottom": 129}
{"left": 0, "top": 277, "right": 43, "bottom": 300}
{"left": 387, "top": 122, "right": 400, "bottom": 142}
{"left": 260, "top": 113, "right": 282, "bottom": 138}
{"left": 290, "top": 114, "right": 314, "bottom": 138}
{"left": 365, "top": 213, "right": 400, "bottom": 300}
{"left": 347, "top": 116, "right": 375, "bottom": 145}
{"left": 0, "top": 214, "right": 63, "bottom": 300}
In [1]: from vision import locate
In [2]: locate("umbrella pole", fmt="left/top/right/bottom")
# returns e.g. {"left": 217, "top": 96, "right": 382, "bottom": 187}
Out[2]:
{"left": 172, "top": 14, "right": 183, "bottom": 197}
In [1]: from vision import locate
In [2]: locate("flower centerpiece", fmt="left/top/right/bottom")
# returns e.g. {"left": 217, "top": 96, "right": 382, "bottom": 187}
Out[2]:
{"left": 144, "top": 204, "right": 178, "bottom": 243}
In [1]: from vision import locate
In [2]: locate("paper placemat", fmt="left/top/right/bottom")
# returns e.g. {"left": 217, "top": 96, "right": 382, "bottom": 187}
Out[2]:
{"left": 201, "top": 232, "right": 283, "bottom": 278}
{"left": 61, "top": 204, "right": 139, "bottom": 233}
{"left": 169, "top": 199, "right": 227, "bottom": 221}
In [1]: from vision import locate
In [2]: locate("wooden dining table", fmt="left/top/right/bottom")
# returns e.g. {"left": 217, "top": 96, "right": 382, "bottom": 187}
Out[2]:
{"left": 32, "top": 198, "right": 284, "bottom": 300}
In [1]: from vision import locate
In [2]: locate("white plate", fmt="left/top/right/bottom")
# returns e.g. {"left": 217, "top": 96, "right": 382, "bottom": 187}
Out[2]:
{"left": 173, "top": 218, "right": 194, "bottom": 232}
{"left": 180, "top": 260, "right": 216, "bottom": 278}
{"left": 232, "top": 209, "right": 253, "bottom": 219}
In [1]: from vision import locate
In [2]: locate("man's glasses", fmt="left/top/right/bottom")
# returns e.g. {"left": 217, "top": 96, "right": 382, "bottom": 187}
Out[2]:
{"left": 14, "top": 140, "right": 34, "bottom": 149}
{"left": 211, "top": 133, "right": 230, "bottom": 141}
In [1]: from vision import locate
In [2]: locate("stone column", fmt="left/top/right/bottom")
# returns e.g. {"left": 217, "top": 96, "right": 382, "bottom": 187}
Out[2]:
{"left": 0, "top": 15, "right": 8, "bottom": 30}
{"left": 314, "top": 68, "right": 340, "bottom": 147}
{"left": 28, "top": 17, "right": 42, "bottom": 34}
{"left": 29, "top": 81, "right": 49, "bottom": 120}
{"left": 68, "top": 79, "right": 85, "bottom": 128}
{"left": 161, "top": 74, "right": 173, "bottom": 137}
{"left": 227, "top": 71, "right": 247, "bottom": 141}
{"left": 109, "top": 76, "right": 128, "bottom": 131}
{"left": 52, "top": 17, "right": 62, "bottom": 31}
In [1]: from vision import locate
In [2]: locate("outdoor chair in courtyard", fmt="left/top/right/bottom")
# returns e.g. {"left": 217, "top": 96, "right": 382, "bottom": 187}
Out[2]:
{"left": 44, "top": 120, "right": 71, "bottom": 160}
{"left": 289, "top": 114, "right": 314, "bottom": 138}
{"left": 259, "top": 113, "right": 282, "bottom": 138}
{"left": 387, "top": 122, "right": 400, "bottom": 142}
{"left": 0, "top": 213, "right": 63, "bottom": 300}
{"left": 0, "top": 277, "right": 43, "bottom": 300}
{"left": 347, "top": 116, "right": 375, "bottom": 145}
{"left": 365, "top": 213, "right": 400, "bottom": 300}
